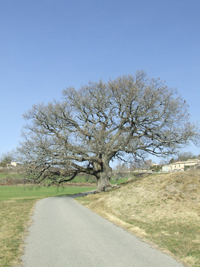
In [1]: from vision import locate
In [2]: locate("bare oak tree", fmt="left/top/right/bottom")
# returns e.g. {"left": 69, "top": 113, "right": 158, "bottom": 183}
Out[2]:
{"left": 17, "top": 71, "right": 199, "bottom": 191}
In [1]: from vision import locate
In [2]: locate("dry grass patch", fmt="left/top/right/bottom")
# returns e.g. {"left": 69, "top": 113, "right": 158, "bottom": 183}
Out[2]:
{"left": 77, "top": 170, "right": 200, "bottom": 267}
{"left": 0, "top": 199, "right": 36, "bottom": 267}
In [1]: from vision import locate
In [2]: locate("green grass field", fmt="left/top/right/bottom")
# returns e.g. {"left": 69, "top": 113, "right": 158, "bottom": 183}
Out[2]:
{"left": 0, "top": 185, "right": 96, "bottom": 267}
{"left": 0, "top": 185, "right": 96, "bottom": 200}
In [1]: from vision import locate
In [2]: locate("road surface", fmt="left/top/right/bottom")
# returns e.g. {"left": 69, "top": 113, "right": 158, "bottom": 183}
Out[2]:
{"left": 22, "top": 195, "right": 184, "bottom": 267}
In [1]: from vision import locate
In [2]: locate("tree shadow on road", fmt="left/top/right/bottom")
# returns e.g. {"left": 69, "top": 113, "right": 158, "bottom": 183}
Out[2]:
{"left": 68, "top": 190, "right": 96, "bottom": 198}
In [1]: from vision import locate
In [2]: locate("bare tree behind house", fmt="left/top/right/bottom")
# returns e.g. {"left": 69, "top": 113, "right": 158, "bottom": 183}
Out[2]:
{"left": 17, "top": 71, "right": 199, "bottom": 191}
{"left": 0, "top": 152, "right": 14, "bottom": 168}
{"left": 176, "top": 152, "right": 197, "bottom": 161}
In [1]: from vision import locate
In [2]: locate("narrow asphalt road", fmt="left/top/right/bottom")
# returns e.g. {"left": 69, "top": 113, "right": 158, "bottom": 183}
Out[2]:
{"left": 22, "top": 195, "right": 184, "bottom": 267}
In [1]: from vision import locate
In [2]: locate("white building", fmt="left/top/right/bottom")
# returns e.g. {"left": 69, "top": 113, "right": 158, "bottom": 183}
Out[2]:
{"left": 7, "top": 161, "right": 22, "bottom": 168}
{"left": 162, "top": 159, "right": 200, "bottom": 172}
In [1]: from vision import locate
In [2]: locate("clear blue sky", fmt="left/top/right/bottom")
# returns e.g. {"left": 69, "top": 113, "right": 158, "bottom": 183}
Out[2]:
{"left": 1, "top": 0, "right": 200, "bottom": 162}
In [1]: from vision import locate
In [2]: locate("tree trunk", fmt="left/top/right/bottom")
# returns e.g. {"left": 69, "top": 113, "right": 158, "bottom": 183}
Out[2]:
{"left": 96, "top": 162, "right": 112, "bottom": 192}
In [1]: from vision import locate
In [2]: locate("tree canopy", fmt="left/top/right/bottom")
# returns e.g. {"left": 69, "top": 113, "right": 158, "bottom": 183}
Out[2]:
{"left": 0, "top": 152, "right": 13, "bottom": 167}
{"left": 17, "top": 71, "right": 199, "bottom": 191}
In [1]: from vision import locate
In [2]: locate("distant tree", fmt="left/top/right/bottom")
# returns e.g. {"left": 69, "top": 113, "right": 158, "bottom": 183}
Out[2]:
{"left": 159, "top": 159, "right": 169, "bottom": 166}
{"left": 150, "top": 165, "right": 161, "bottom": 172}
{"left": 129, "top": 159, "right": 151, "bottom": 170}
{"left": 113, "top": 163, "right": 128, "bottom": 184}
{"left": 0, "top": 152, "right": 13, "bottom": 167}
{"left": 192, "top": 155, "right": 197, "bottom": 159}
{"left": 142, "top": 160, "right": 152, "bottom": 170}
{"left": 17, "top": 71, "right": 199, "bottom": 191}
{"left": 169, "top": 158, "right": 175, "bottom": 164}
{"left": 176, "top": 152, "right": 196, "bottom": 162}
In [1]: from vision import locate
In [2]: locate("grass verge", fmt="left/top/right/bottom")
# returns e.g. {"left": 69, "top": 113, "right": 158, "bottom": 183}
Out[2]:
{"left": 0, "top": 185, "right": 96, "bottom": 267}
{"left": 77, "top": 170, "right": 200, "bottom": 267}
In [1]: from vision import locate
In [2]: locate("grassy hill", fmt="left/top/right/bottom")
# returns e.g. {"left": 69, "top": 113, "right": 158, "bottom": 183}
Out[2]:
{"left": 77, "top": 169, "right": 200, "bottom": 267}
